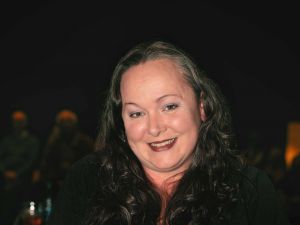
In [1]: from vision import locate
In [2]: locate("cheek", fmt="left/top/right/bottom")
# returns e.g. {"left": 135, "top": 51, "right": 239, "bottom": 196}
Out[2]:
{"left": 124, "top": 120, "right": 147, "bottom": 141}
{"left": 168, "top": 111, "right": 201, "bottom": 132}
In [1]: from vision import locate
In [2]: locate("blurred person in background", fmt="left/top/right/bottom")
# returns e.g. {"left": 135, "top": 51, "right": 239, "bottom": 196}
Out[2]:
{"left": 0, "top": 110, "right": 40, "bottom": 225}
{"left": 38, "top": 109, "right": 95, "bottom": 200}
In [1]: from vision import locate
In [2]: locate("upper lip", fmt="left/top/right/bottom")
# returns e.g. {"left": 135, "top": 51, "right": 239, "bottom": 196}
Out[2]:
{"left": 148, "top": 137, "right": 176, "bottom": 144}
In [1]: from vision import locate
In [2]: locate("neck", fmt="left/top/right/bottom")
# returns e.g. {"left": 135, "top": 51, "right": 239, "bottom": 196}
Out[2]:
{"left": 145, "top": 169, "right": 183, "bottom": 194}
{"left": 144, "top": 169, "right": 185, "bottom": 225}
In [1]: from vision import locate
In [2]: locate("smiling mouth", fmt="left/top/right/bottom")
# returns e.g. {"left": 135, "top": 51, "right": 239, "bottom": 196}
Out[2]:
{"left": 148, "top": 137, "right": 177, "bottom": 152}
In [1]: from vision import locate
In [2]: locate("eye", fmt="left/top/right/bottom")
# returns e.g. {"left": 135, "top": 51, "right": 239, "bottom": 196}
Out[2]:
{"left": 163, "top": 103, "right": 179, "bottom": 111}
{"left": 129, "top": 111, "right": 144, "bottom": 118}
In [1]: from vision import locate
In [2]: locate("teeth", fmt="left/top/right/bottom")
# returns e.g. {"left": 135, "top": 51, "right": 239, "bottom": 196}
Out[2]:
{"left": 150, "top": 138, "right": 175, "bottom": 147}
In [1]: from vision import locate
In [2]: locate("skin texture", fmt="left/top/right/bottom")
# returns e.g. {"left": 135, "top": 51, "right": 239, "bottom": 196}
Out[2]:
{"left": 121, "top": 58, "right": 205, "bottom": 189}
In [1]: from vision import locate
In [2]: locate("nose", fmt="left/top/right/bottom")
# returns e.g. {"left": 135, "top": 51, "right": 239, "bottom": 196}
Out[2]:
{"left": 147, "top": 113, "right": 166, "bottom": 137}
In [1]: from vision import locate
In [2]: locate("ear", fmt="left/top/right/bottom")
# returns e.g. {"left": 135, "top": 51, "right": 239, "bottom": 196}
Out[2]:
{"left": 199, "top": 92, "right": 207, "bottom": 121}
{"left": 199, "top": 101, "right": 207, "bottom": 122}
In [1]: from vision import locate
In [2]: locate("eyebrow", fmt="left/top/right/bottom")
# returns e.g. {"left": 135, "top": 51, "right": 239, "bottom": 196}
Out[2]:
{"left": 156, "top": 94, "right": 181, "bottom": 102}
{"left": 123, "top": 94, "right": 182, "bottom": 107}
{"left": 123, "top": 102, "right": 139, "bottom": 107}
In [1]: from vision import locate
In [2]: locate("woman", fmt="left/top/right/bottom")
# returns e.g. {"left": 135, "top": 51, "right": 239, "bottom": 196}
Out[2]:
{"left": 48, "top": 40, "right": 289, "bottom": 225}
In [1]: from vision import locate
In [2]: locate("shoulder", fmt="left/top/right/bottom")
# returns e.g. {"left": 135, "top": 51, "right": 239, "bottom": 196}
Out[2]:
{"left": 239, "top": 166, "right": 275, "bottom": 203}
{"left": 237, "top": 166, "right": 290, "bottom": 225}
{"left": 72, "top": 151, "right": 99, "bottom": 168}
{"left": 240, "top": 166, "right": 271, "bottom": 186}
{"left": 66, "top": 152, "right": 101, "bottom": 181}
{"left": 56, "top": 151, "right": 104, "bottom": 200}
{"left": 240, "top": 165, "right": 278, "bottom": 197}
{"left": 48, "top": 152, "right": 103, "bottom": 225}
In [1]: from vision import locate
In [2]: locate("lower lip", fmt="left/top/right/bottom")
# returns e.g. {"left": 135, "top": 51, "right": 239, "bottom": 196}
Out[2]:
{"left": 149, "top": 138, "right": 177, "bottom": 152}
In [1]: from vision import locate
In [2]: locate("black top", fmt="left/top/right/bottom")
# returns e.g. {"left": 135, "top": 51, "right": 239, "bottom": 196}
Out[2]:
{"left": 47, "top": 152, "right": 290, "bottom": 225}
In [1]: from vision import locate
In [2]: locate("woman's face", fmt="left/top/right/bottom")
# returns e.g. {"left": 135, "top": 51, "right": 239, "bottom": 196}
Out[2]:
{"left": 121, "top": 58, "right": 205, "bottom": 181}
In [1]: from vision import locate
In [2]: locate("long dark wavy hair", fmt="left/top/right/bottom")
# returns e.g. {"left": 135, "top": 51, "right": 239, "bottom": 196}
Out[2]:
{"left": 84, "top": 40, "right": 244, "bottom": 225}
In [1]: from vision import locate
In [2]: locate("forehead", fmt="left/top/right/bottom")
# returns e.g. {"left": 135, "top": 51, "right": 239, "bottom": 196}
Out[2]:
{"left": 120, "top": 58, "right": 195, "bottom": 103}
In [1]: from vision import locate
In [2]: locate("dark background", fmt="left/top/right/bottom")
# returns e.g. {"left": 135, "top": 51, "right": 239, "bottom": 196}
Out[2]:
{"left": 1, "top": 1, "right": 299, "bottom": 150}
